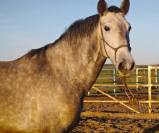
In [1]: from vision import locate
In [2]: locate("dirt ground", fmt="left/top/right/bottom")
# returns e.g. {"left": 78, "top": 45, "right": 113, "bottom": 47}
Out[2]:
{"left": 71, "top": 112, "right": 159, "bottom": 133}
{"left": 70, "top": 96, "right": 159, "bottom": 133}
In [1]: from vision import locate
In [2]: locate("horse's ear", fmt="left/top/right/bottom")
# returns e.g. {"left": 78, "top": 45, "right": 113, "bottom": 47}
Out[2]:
{"left": 97, "top": 0, "right": 108, "bottom": 16}
{"left": 120, "top": 0, "right": 130, "bottom": 16}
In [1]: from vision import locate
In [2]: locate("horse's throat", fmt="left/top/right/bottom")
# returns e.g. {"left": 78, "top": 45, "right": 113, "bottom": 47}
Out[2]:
{"left": 74, "top": 49, "right": 106, "bottom": 93}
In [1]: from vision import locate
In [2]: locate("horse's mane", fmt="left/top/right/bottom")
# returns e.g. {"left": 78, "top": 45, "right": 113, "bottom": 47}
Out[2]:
{"left": 54, "top": 6, "right": 121, "bottom": 45}
{"left": 25, "top": 14, "right": 100, "bottom": 59}
{"left": 61, "top": 14, "right": 100, "bottom": 43}
{"left": 26, "top": 6, "right": 120, "bottom": 58}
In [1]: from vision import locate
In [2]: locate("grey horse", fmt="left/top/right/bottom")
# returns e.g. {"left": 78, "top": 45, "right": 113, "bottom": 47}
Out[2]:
{"left": 0, "top": 0, "right": 135, "bottom": 132}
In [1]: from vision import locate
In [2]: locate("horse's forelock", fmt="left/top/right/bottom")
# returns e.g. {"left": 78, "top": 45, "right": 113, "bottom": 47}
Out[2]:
{"left": 108, "top": 6, "right": 122, "bottom": 13}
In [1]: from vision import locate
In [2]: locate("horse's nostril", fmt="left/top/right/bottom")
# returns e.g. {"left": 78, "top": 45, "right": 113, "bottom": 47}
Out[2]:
{"left": 118, "top": 61, "right": 135, "bottom": 74}
{"left": 118, "top": 61, "right": 125, "bottom": 71}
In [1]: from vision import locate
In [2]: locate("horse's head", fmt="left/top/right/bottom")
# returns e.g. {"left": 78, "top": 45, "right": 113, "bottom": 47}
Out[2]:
{"left": 98, "top": 0, "right": 135, "bottom": 76}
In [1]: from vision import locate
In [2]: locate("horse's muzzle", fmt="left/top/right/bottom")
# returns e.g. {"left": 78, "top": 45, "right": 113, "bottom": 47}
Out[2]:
{"left": 118, "top": 60, "right": 135, "bottom": 75}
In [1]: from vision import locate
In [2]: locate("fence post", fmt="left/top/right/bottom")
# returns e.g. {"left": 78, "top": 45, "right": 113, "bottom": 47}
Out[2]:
{"left": 136, "top": 68, "right": 139, "bottom": 90}
{"left": 148, "top": 66, "right": 152, "bottom": 113}
{"left": 155, "top": 67, "right": 158, "bottom": 88}
{"left": 113, "top": 69, "right": 116, "bottom": 96}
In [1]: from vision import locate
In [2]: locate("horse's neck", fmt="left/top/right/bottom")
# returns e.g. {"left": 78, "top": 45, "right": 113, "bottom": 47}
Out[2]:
{"left": 46, "top": 31, "right": 106, "bottom": 94}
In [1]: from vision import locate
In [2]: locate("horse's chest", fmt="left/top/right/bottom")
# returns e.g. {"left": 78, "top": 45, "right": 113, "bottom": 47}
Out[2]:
{"left": 36, "top": 91, "right": 82, "bottom": 132}
{"left": 53, "top": 95, "right": 82, "bottom": 130}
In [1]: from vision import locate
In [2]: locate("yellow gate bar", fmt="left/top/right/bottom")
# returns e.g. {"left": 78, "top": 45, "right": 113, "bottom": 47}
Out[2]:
{"left": 92, "top": 87, "right": 140, "bottom": 114}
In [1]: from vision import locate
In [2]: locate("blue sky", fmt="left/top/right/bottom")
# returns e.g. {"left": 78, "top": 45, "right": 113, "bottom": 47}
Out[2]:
{"left": 0, "top": 0, "right": 159, "bottom": 65}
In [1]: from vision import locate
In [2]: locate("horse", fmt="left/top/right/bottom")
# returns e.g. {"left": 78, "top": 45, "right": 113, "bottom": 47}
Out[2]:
{"left": 0, "top": 0, "right": 135, "bottom": 132}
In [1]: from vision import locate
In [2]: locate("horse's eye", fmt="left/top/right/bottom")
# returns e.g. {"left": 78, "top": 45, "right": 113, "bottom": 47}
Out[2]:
{"left": 104, "top": 26, "right": 110, "bottom": 31}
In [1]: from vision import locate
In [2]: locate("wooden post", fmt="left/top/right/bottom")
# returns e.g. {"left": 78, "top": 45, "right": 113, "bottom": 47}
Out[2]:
{"left": 148, "top": 66, "right": 152, "bottom": 113}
